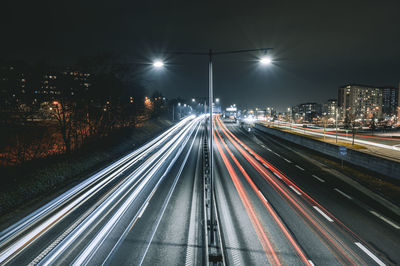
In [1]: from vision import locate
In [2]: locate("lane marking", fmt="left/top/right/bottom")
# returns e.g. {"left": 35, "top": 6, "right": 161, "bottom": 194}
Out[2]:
{"left": 312, "top": 174, "right": 325, "bottom": 183}
{"left": 258, "top": 190, "right": 268, "bottom": 203}
{"left": 313, "top": 206, "right": 333, "bottom": 222}
{"left": 273, "top": 172, "right": 282, "bottom": 180}
{"left": 263, "top": 163, "right": 269, "bottom": 169}
{"left": 289, "top": 186, "right": 302, "bottom": 196}
{"left": 295, "top": 165, "right": 305, "bottom": 171}
{"left": 138, "top": 201, "right": 149, "bottom": 218}
{"left": 308, "top": 260, "right": 315, "bottom": 266}
{"left": 334, "top": 188, "right": 352, "bottom": 200}
{"left": 283, "top": 158, "right": 292, "bottom": 163}
{"left": 273, "top": 152, "right": 281, "bottom": 158}
{"left": 370, "top": 211, "right": 400, "bottom": 229}
{"left": 355, "top": 242, "right": 386, "bottom": 266}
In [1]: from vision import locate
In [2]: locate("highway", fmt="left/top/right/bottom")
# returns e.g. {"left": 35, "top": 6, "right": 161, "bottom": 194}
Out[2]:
{"left": 257, "top": 120, "right": 400, "bottom": 163}
{"left": 0, "top": 114, "right": 399, "bottom": 265}
{"left": 213, "top": 115, "right": 399, "bottom": 265}
{"left": 0, "top": 115, "right": 206, "bottom": 265}
{"left": 263, "top": 121, "right": 400, "bottom": 153}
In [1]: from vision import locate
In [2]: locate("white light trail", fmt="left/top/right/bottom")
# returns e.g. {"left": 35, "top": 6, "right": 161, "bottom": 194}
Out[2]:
{"left": 40, "top": 117, "right": 202, "bottom": 265}
{"left": 0, "top": 116, "right": 197, "bottom": 264}
{"left": 282, "top": 124, "right": 400, "bottom": 151}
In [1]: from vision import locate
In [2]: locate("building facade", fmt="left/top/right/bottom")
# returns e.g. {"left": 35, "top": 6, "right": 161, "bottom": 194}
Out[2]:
{"left": 292, "top": 102, "right": 322, "bottom": 122}
{"left": 322, "top": 99, "right": 337, "bottom": 119}
{"left": 338, "top": 84, "right": 383, "bottom": 121}
{"left": 381, "top": 86, "right": 399, "bottom": 117}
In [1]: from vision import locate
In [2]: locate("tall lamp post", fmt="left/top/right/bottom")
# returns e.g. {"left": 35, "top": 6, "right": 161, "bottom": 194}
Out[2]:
{"left": 153, "top": 48, "right": 273, "bottom": 245}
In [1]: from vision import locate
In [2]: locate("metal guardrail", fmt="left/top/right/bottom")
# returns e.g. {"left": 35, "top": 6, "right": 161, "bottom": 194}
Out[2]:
{"left": 202, "top": 127, "right": 225, "bottom": 266}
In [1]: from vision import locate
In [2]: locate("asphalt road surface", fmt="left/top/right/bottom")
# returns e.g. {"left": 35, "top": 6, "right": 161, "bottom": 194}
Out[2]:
{"left": 0, "top": 114, "right": 398, "bottom": 265}
{"left": 213, "top": 115, "right": 399, "bottom": 265}
{"left": 0, "top": 115, "right": 205, "bottom": 265}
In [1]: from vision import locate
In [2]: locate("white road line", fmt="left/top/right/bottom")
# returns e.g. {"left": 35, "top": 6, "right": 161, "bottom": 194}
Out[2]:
{"left": 355, "top": 242, "right": 386, "bottom": 266}
{"left": 370, "top": 211, "right": 400, "bottom": 229}
{"left": 312, "top": 174, "right": 325, "bottom": 183}
{"left": 258, "top": 191, "right": 268, "bottom": 203}
{"left": 283, "top": 158, "right": 292, "bottom": 163}
{"left": 138, "top": 202, "right": 149, "bottom": 218}
{"left": 273, "top": 172, "right": 282, "bottom": 179}
{"left": 313, "top": 206, "right": 333, "bottom": 222}
{"left": 295, "top": 165, "right": 305, "bottom": 171}
{"left": 273, "top": 152, "right": 281, "bottom": 157}
{"left": 334, "top": 188, "right": 352, "bottom": 200}
{"left": 289, "top": 186, "right": 302, "bottom": 196}
{"left": 308, "top": 260, "right": 315, "bottom": 266}
{"left": 263, "top": 163, "right": 269, "bottom": 169}
{"left": 266, "top": 148, "right": 272, "bottom": 152}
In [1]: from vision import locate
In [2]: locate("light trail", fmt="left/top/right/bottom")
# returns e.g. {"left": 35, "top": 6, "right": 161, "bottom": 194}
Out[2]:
{"left": 103, "top": 119, "right": 202, "bottom": 265}
{"left": 213, "top": 125, "right": 281, "bottom": 266}
{"left": 136, "top": 121, "right": 201, "bottom": 266}
{"left": 40, "top": 117, "right": 202, "bottom": 265}
{"left": 0, "top": 116, "right": 199, "bottom": 265}
{"left": 266, "top": 121, "right": 400, "bottom": 151}
{"left": 216, "top": 116, "right": 366, "bottom": 265}
{"left": 213, "top": 119, "right": 310, "bottom": 265}
{"left": 0, "top": 116, "right": 194, "bottom": 248}
{"left": 271, "top": 121, "right": 399, "bottom": 141}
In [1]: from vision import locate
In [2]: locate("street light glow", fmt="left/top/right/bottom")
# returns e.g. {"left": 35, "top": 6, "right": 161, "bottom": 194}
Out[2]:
{"left": 216, "top": 98, "right": 220, "bottom": 103}
{"left": 153, "top": 60, "right": 164, "bottom": 68}
{"left": 259, "top": 56, "right": 272, "bottom": 65}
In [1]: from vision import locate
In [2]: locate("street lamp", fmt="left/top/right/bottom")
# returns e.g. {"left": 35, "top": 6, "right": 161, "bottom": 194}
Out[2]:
{"left": 259, "top": 56, "right": 272, "bottom": 65}
{"left": 152, "top": 48, "right": 273, "bottom": 248}
{"left": 152, "top": 60, "right": 164, "bottom": 68}
{"left": 215, "top": 98, "right": 220, "bottom": 103}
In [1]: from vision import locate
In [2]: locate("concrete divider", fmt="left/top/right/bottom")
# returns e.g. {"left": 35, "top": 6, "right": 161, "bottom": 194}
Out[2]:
{"left": 254, "top": 123, "right": 400, "bottom": 180}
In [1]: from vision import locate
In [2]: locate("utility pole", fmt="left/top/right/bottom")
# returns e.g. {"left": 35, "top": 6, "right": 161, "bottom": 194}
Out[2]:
{"left": 208, "top": 49, "right": 215, "bottom": 244}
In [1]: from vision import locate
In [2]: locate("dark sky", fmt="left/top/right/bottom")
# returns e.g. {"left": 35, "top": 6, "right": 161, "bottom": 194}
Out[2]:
{"left": 2, "top": 0, "right": 400, "bottom": 110}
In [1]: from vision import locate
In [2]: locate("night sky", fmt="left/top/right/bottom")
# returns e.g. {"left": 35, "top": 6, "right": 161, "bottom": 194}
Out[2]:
{"left": 2, "top": 0, "right": 400, "bottom": 110}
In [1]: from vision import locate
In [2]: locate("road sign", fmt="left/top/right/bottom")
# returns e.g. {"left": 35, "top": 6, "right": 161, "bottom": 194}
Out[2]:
{"left": 339, "top": 145, "right": 347, "bottom": 156}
